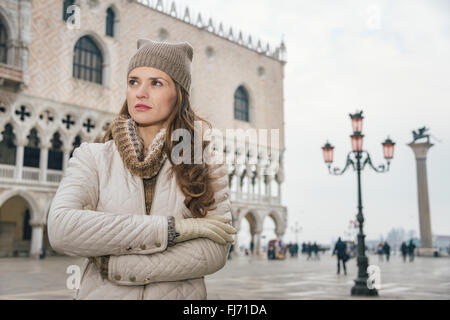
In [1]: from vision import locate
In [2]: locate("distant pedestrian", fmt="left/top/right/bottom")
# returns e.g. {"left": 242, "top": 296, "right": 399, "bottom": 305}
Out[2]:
{"left": 333, "top": 237, "right": 348, "bottom": 275}
{"left": 301, "top": 242, "right": 307, "bottom": 255}
{"left": 228, "top": 244, "right": 234, "bottom": 260}
{"left": 306, "top": 242, "right": 312, "bottom": 260}
{"left": 383, "top": 242, "right": 391, "bottom": 262}
{"left": 39, "top": 247, "right": 47, "bottom": 260}
{"left": 408, "top": 240, "right": 416, "bottom": 262}
{"left": 312, "top": 242, "right": 320, "bottom": 260}
{"left": 377, "top": 242, "right": 384, "bottom": 262}
{"left": 250, "top": 241, "right": 254, "bottom": 255}
{"left": 400, "top": 242, "right": 408, "bottom": 262}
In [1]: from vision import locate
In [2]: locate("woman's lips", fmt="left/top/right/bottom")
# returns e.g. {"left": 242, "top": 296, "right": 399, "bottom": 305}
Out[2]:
{"left": 135, "top": 104, "right": 152, "bottom": 112}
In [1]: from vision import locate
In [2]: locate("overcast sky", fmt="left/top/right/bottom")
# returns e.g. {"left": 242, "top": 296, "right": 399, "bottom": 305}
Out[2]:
{"left": 183, "top": 0, "right": 450, "bottom": 246}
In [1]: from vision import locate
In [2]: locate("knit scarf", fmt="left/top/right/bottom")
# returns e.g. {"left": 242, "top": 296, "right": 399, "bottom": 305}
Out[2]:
{"left": 110, "top": 115, "right": 167, "bottom": 179}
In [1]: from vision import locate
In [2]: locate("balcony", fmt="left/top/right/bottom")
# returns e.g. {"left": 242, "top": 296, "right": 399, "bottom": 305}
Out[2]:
{"left": 0, "top": 164, "right": 63, "bottom": 186}
{"left": 0, "top": 63, "right": 24, "bottom": 87}
{"left": 231, "top": 191, "right": 281, "bottom": 205}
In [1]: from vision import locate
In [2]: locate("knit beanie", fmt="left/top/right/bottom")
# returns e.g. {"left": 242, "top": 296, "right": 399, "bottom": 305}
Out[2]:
{"left": 127, "top": 39, "right": 194, "bottom": 93}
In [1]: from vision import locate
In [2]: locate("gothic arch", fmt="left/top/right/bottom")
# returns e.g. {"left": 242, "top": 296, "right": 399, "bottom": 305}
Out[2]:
{"left": 264, "top": 210, "right": 285, "bottom": 235}
{"left": 0, "top": 6, "right": 17, "bottom": 65}
{"left": 239, "top": 209, "right": 263, "bottom": 234}
{"left": 104, "top": 3, "right": 120, "bottom": 38}
{"left": 0, "top": 189, "right": 40, "bottom": 223}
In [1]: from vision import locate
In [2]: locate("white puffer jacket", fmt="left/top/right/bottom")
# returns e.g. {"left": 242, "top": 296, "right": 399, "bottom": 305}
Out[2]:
{"left": 47, "top": 140, "right": 232, "bottom": 300}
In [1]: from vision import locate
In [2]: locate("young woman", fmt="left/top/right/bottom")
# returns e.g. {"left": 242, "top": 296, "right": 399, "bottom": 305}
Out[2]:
{"left": 48, "top": 39, "right": 236, "bottom": 300}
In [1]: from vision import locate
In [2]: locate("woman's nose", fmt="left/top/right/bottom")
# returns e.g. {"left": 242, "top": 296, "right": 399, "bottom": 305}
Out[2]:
{"left": 136, "top": 85, "right": 148, "bottom": 99}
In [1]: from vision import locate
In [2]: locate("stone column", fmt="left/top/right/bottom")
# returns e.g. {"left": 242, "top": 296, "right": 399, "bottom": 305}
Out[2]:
{"left": 62, "top": 147, "right": 71, "bottom": 172}
{"left": 39, "top": 145, "right": 49, "bottom": 183}
{"left": 15, "top": 141, "right": 25, "bottom": 180}
{"left": 254, "top": 231, "right": 262, "bottom": 257}
{"left": 232, "top": 232, "right": 239, "bottom": 257}
{"left": 408, "top": 142, "right": 433, "bottom": 249}
{"left": 231, "top": 210, "right": 240, "bottom": 257}
{"left": 277, "top": 183, "right": 282, "bottom": 204}
{"left": 30, "top": 223, "right": 44, "bottom": 259}
{"left": 246, "top": 166, "right": 252, "bottom": 200}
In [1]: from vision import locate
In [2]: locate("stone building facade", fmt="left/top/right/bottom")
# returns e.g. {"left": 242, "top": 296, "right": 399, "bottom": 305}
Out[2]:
{"left": 0, "top": 0, "right": 287, "bottom": 258}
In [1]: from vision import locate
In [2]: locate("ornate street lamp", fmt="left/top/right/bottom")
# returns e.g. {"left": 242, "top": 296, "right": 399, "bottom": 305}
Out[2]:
{"left": 382, "top": 136, "right": 395, "bottom": 160}
{"left": 322, "top": 110, "right": 395, "bottom": 297}
{"left": 322, "top": 141, "right": 334, "bottom": 164}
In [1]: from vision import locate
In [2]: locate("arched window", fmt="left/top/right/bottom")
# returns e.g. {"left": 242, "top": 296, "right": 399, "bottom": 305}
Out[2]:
{"left": 73, "top": 36, "right": 103, "bottom": 84}
{"left": 234, "top": 86, "right": 249, "bottom": 122}
{"left": 0, "top": 123, "right": 16, "bottom": 165}
{"left": 48, "top": 132, "right": 63, "bottom": 170}
{"left": 0, "top": 19, "right": 7, "bottom": 63}
{"left": 62, "top": 0, "right": 75, "bottom": 22}
{"left": 23, "top": 128, "right": 40, "bottom": 168}
{"left": 106, "top": 7, "right": 115, "bottom": 37}
{"left": 70, "top": 135, "right": 81, "bottom": 158}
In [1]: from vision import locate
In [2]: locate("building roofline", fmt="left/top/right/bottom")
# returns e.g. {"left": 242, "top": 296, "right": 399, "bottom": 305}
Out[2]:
{"left": 133, "top": 0, "right": 287, "bottom": 63}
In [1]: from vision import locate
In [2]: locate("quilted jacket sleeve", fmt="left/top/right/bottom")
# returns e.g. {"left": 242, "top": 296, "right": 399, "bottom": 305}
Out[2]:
{"left": 107, "top": 163, "right": 233, "bottom": 286}
{"left": 47, "top": 142, "right": 169, "bottom": 257}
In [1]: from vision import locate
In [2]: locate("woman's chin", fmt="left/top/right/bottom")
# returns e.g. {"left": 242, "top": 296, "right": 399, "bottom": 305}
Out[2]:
{"left": 132, "top": 114, "right": 157, "bottom": 126}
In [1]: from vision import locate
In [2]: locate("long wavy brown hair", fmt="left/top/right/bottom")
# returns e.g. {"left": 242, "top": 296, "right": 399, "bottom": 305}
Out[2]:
{"left": 102, "top": 82, "right": 216, "bottom": 218}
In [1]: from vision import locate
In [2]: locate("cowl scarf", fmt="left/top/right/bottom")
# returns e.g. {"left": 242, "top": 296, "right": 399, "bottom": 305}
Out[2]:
{"left": 110, "top": 114, "right": 167, "bottom": 179}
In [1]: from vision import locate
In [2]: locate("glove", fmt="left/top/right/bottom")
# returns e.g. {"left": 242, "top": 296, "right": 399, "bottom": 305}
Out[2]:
{"left": 174, "top": 215, "right": 237, "bottom": 245}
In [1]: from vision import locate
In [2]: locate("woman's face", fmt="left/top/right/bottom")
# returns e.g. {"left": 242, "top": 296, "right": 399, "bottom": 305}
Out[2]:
{"left": 127, "top": 66, "right": 177, "bottom": 126}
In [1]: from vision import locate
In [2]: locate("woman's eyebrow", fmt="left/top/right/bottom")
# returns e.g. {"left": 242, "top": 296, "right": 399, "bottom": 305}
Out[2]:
{"left": 128, "top": 76, "right": 168, "bottom": 83}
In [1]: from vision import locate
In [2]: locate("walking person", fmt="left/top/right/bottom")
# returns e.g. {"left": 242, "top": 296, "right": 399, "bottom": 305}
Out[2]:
{"left": 47, "top": 39, "right": 237, "bottom": 300}
{"left": 400, "top": 241, "right": 408, "bottom": 262}
{"left": 312, "top": 242, "right": 320, "bottom": 260}
{"left": 377, "top": 242, "right": 384, "bottom": 262}
{"left": 333, "top": 237, "right": 348, "bottom": 275}
{"left": 383, "top": 241, "right": 391, "bottom": 262}
{"left": 306, "top": 242, "right": 312, "bottom": 260}
{"left": 408, "top": 239, "right": 416, "bottom": 262}
{"left": 228, "top": 243, "right": 234, "bottom": 260}
{"left": 301, "top": 242, "right": 306, "bottom": 255}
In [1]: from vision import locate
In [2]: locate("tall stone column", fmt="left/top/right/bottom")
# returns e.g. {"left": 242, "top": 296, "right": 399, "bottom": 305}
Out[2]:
{"left": 231, "top": 209, "right": 240, "bottom": 257}
{"left": 254, "top": 232, "right": 262, "bottom": 257}
{"left": 30, "top": 223, "right": 44, "bottom": 259}
{"left": 62, "top": 147, "right": 71, "bottom": 172}
{"left": 15, "top": 140, "right": 25, "bottom": 180}
{"left": 39, "top": 145, "right": 50, "bottom": 183}
{"left": 408, "top": 142, "right": 433, "bottom": 249}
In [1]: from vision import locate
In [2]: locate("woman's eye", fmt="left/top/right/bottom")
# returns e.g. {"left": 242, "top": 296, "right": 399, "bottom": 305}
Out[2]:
{"left": 152, "top": 80, "right": 162, "bottom": 86}
{"left": 128, "top": 79, "right": 138, "bottom": 86}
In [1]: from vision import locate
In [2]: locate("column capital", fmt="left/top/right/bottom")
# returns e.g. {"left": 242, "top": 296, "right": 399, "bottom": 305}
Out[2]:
{"left": 408, "top": 142, "right": 434, "bottom": 159}
{"left": 40, "top": 143, "right": 51, "bottom": 150}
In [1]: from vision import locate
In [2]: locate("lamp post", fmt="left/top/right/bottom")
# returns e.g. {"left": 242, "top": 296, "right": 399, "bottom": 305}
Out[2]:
{"left": 321, "top": 110, "right": 395, "bottom": 297}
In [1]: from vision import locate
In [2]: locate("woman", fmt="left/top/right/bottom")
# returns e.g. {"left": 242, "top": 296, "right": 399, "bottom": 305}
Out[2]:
{"left": 48, "top": 39, "right": 237, "bottom": 300}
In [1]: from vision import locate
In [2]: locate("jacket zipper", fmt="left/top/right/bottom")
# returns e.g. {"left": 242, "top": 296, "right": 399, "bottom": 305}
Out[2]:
{"left": 138, "top": 160, "right": 167, "bottom": 300}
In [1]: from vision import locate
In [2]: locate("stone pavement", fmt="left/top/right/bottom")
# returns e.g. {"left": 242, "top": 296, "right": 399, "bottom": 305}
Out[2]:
{"left": 0, "top": 252, "right": 449, "bottom": 300}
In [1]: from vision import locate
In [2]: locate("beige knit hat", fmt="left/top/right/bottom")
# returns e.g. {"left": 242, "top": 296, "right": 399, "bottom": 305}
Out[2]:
{"left": 127, "top": 39, "right": 194, "bottom": 93}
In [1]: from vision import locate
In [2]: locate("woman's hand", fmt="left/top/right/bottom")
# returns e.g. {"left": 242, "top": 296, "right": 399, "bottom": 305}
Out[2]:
{"left": 174, "top": 215, "right": 237, "bottom": 245}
